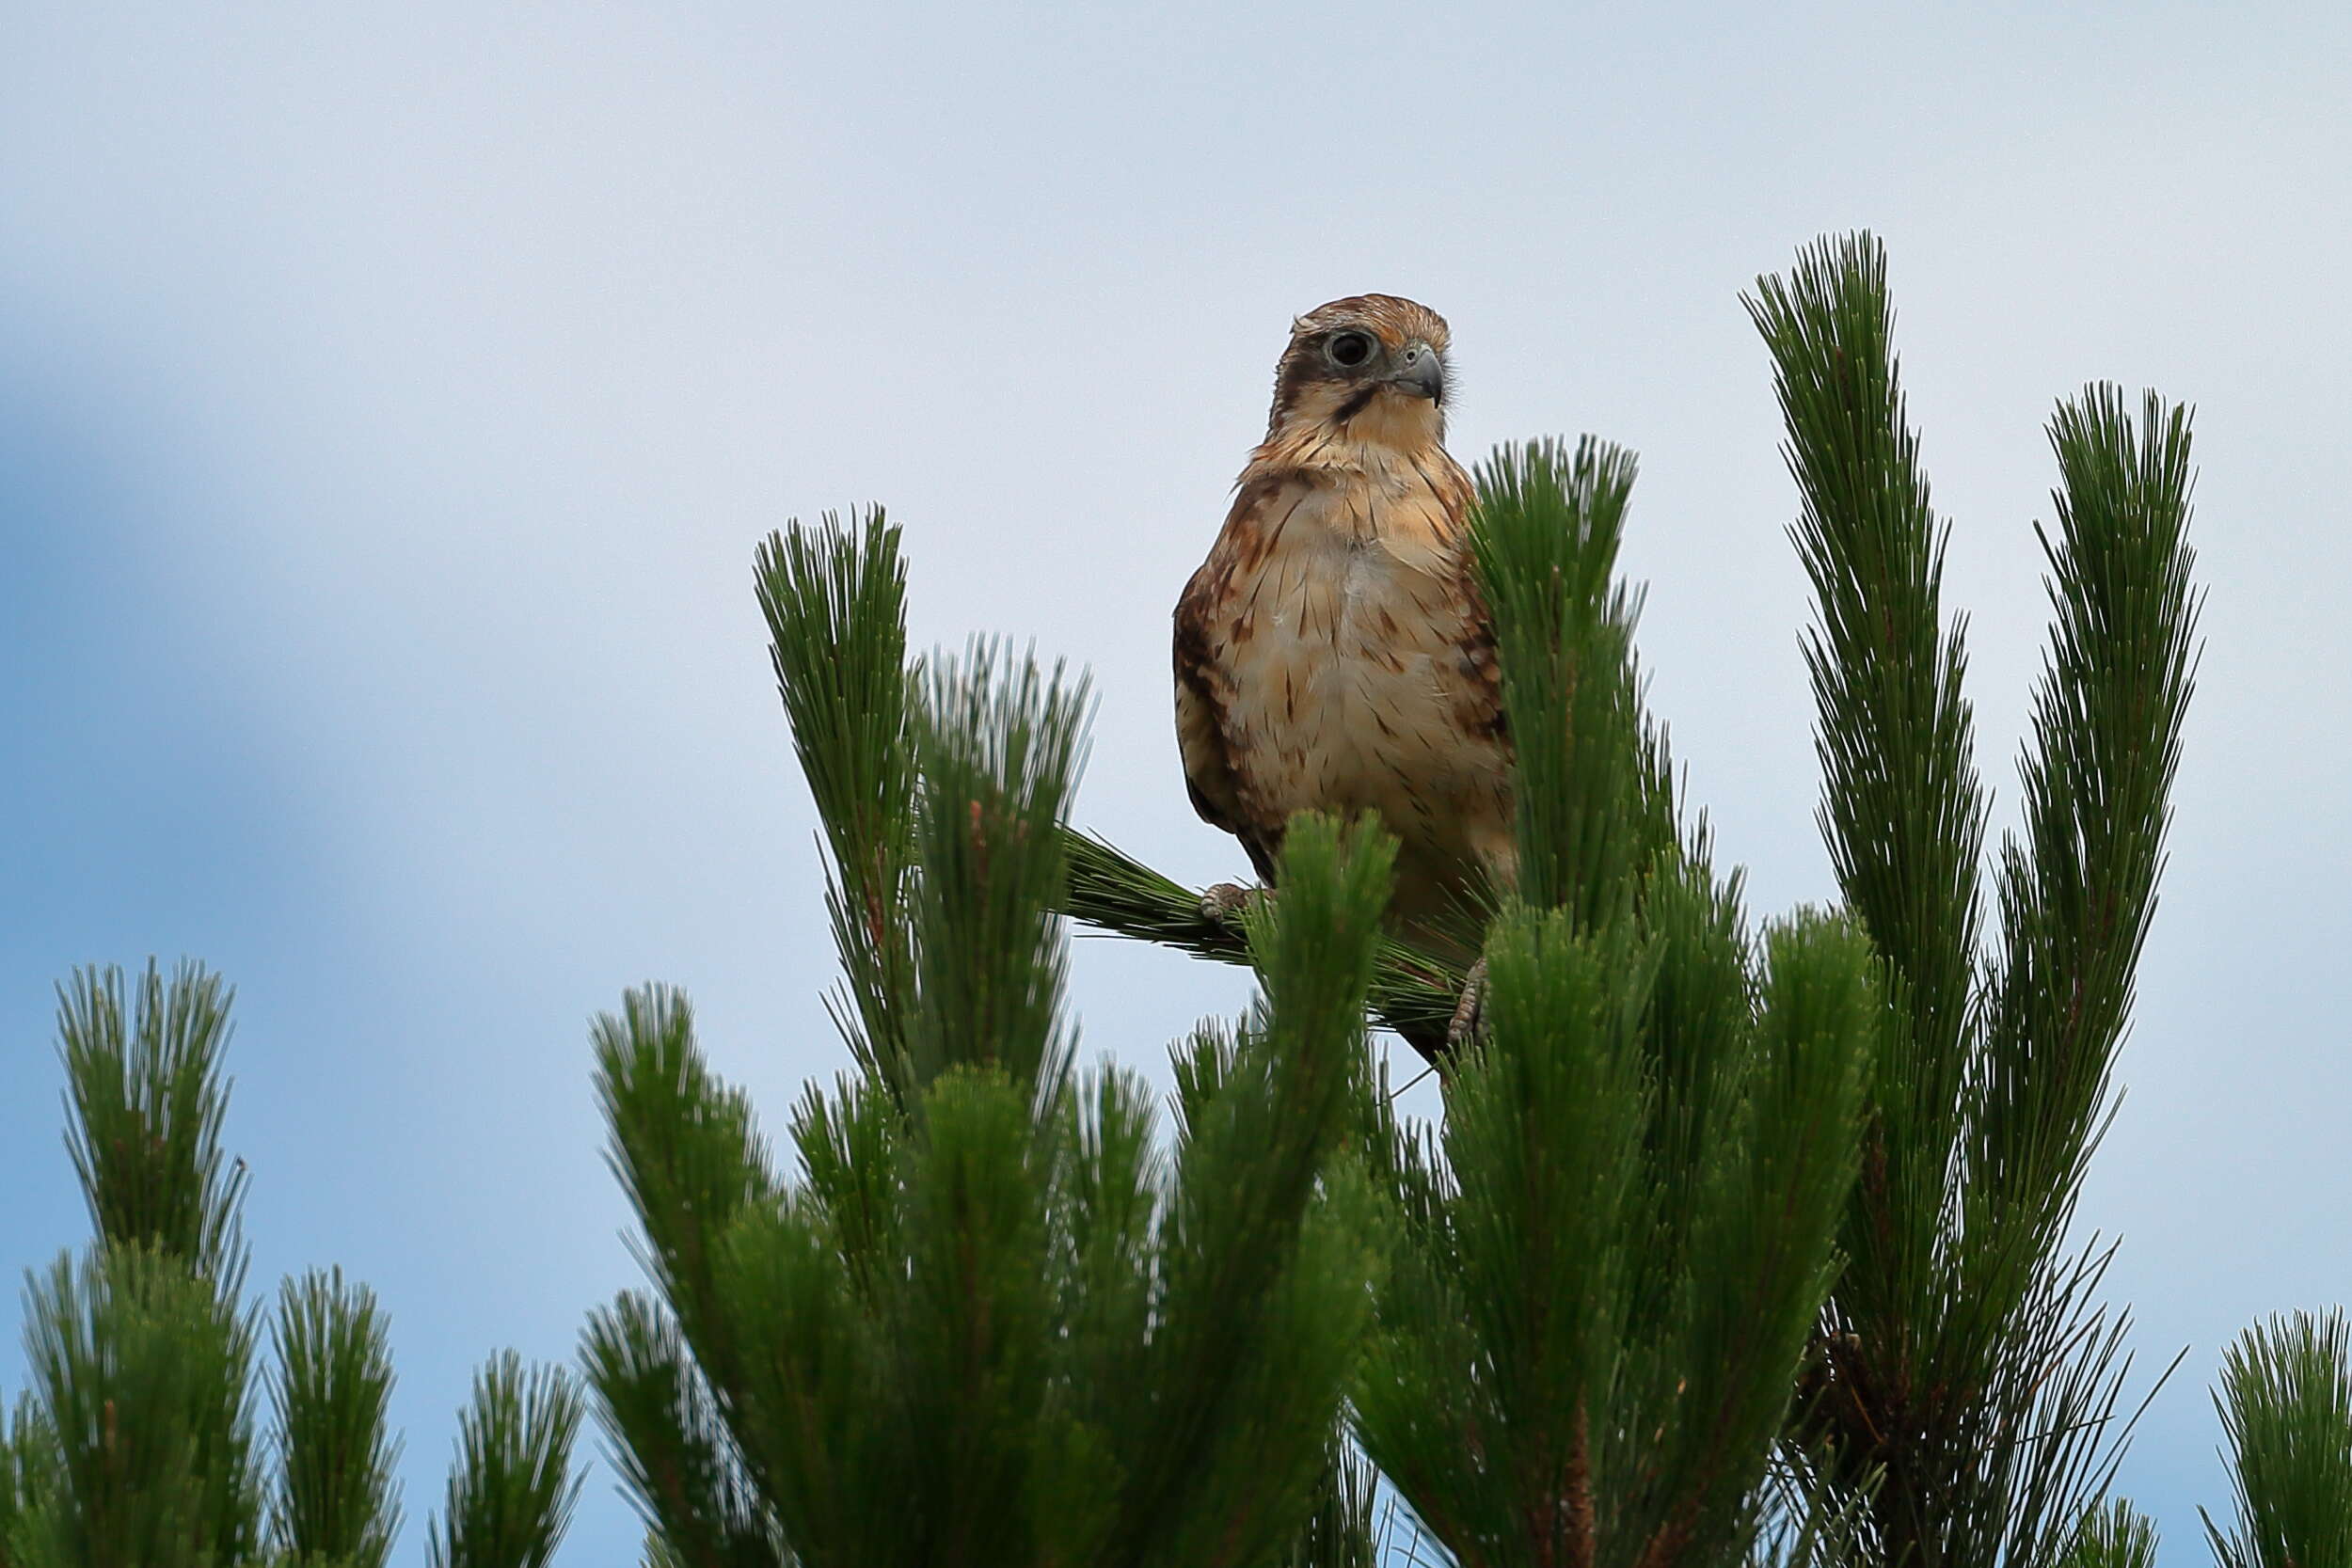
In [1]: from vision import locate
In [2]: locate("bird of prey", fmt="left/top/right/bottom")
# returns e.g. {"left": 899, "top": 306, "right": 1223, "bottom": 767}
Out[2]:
{"left": 1173, "top": 294, "right": 1513, "bottom": 971}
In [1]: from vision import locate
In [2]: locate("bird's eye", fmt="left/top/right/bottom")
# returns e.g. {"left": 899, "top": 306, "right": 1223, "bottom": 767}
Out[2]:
{"left": 1326, "top": 331, "right": 1375, "bottom": 369}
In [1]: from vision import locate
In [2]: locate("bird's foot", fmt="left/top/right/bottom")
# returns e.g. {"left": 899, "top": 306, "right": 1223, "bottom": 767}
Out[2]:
{"left": 1446, "top": 956, "right": 1490, "bottom": 1053}
{"left": 1199, "top": 881, "right": 1268, "bottom": 926}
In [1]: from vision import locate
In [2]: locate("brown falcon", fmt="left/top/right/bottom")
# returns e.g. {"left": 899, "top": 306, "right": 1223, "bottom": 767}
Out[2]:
{"left": 1174, "top": 294, "right": 1512, "bottom": 966}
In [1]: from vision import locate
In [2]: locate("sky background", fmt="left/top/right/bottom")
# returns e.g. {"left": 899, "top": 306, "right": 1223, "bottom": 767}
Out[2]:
{"left": 4, "top": 1, "right": 2346, "bottom": 1557}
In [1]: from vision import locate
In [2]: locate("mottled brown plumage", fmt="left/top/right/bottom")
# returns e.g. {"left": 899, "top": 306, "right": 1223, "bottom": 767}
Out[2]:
{"left": 1174, "top": 295, "right": 1513, "bottom": 958}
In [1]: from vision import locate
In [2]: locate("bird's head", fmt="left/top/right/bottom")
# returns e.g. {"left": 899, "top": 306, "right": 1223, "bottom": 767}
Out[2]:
{"left": 1264, "top": 294, "right": 1453, "bottom": 454}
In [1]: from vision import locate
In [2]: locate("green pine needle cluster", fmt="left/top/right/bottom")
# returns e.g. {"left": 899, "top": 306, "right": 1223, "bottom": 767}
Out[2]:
{"left": 427, "top": 1354, "right": 583, "bottom": 1568}
{"left": 273, "top": 1269, "right": 405, "bottom": 1568}
{"left": 2068, "top": 1501, "right": 2161, "bottom": 1568}
{"left": 2204, "top": 1310, "right": 2352, "bottom": 1568}
{"left": 0, "top": 962, "right": 581, "bottom": 1568}
{"left": 1465, "top": 435, "right": 1656, "bottom": 921}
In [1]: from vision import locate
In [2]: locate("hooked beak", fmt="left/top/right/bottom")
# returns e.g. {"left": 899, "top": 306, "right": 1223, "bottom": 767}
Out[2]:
{"left": 1388, "top": 339, "right": 1444, "bottom": 401}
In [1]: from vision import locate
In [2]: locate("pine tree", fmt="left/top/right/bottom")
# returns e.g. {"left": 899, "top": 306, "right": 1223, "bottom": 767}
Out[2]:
{"left": 0, "top": 960, "right": 583, "bottom": 1568}
{"left": 20, "top": 234, "right": 2348, "bottom": 1566}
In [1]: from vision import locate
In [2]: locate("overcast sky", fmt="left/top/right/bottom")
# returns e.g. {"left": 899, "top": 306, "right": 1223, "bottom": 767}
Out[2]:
{"left": 5, "top": 2, "right": 2346, "bottom": 1556}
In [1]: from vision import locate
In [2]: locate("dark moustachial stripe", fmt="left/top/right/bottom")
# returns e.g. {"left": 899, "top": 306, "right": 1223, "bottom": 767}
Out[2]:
{"left": 1329, "top": 384, "right": 1379, "bottom": 424}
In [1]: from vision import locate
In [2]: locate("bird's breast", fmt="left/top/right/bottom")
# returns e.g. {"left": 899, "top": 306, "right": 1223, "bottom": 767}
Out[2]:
{"left": 1208, "top": 479, "right": 1509, "bottom": 879}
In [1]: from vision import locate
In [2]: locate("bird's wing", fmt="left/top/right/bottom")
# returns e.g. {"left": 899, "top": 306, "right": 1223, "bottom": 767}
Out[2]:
{"left": 1450, "top": 551, "right": 1510, "bottom": 753}
{"left": 1173, "top": 480, "right": 1289, "bottom": 884}
{"left": 1174, "top": 573, "right": 1282, "bottom": 885}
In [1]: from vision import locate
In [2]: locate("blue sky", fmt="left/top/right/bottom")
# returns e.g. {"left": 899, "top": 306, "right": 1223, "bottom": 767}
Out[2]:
{"left": 6, "top": 2, "right": 2349, "bottom": 1556}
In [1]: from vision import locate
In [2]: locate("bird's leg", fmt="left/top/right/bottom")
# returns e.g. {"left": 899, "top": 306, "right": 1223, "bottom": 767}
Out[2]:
{"left": 1446, "top": 956, "right": 1489, "bottom": 1053}
{"left": 1199, "top": 881, "right": 1268, "bottom": 926}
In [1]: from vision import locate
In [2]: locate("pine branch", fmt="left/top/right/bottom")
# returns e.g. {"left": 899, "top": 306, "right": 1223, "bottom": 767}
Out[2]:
{"left": 1747, "top": 233, "right": 1984, "bottom": 1340}
{"left": 271, "top": 1268, "right": 404, "bottom": 1568}
{"left": 756, "top": 509, "right": 920, "bottom": 1106}
{"left": 903, "top": 640, "right": 1090, "bottom": 1102}
{"left": 581, "top": 1292, "right": 786, "bottom": 1568}
{"left": 2204, "top": 1310, "right": 2352, "bottom": 1568}
{"left": 1749, "top": 237, "right": 1990, "bottom": 1062}
{"left": 427, "top": 1353, "right": 585, "bottom": 1568}
{"left": 1359, "top": 895, "right": 1875, "bottom": 1568}
{"left": 1111, "top": 814, "right": 1391, "bottom": 1568}
{"left": 57, "top": 960, "right": 250, "bottom": 1294}
{"left": 1978, "top": 387, "right": 2201, "bottom": 1240}
{"left": 1469, "top": 435, "right": 1645, "bottom": 925}
{"left": 1754, "top": 234, "right": 2198, "bottom": 1568}
{"left": 2065, "top": 1500, "right": 2157, "bottom": 1568}
{"left": 1057, "top": 831, "right": 1463, "bottom": 1064}
{"left": 20, "top": 1244, "right": 264, "bottom": 1568}
{"left": 592, "top": 984, "right": 777, "bottom": 1431}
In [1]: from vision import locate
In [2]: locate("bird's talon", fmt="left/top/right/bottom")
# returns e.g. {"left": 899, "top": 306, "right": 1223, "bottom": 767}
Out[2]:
{"left": 1446, "top": 957, "right": 1489, "bottom": 1053}
{"left": 1199, "top": 882, "right": 1266, "bottom": 925}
